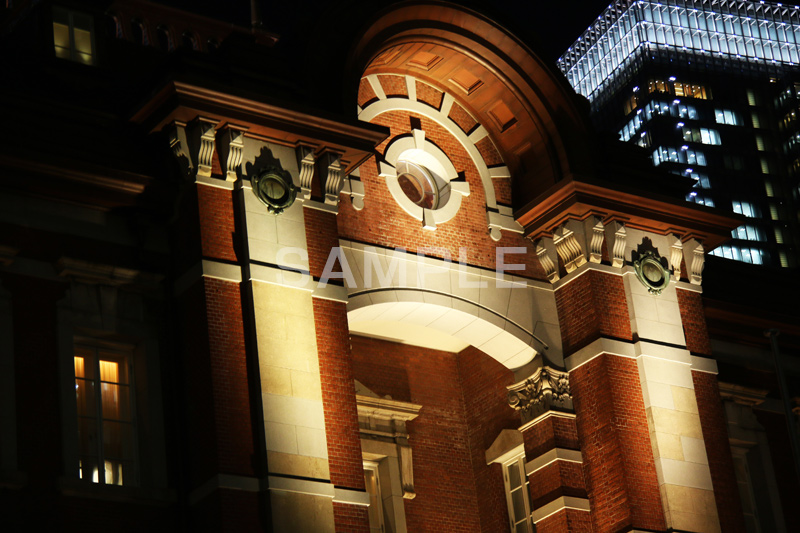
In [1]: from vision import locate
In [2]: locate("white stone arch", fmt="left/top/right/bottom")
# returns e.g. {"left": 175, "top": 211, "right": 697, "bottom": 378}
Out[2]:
{"left": 341, "top": 240, "right": 563, "bottom": 370}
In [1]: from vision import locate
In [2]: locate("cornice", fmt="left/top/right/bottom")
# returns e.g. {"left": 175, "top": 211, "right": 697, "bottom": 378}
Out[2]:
{"left": 131, "top": 81, "right": 388, "bottom": 176}
{"left": 515, "top": 177, "right": 741, "bottom": 249}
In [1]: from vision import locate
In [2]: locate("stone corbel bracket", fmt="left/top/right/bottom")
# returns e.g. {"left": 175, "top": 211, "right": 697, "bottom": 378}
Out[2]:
{"left": 533, "top": 237, "right": 560, "bottom": 283}
{"left": 588, "top": 216, "right": 605, "bottom": 264}
{"left": 218, "top": 126, "right": 247, "bottom": 182}
{"left": 322, "top": 152, "right": 344, "bottom": 206}
{"left": 668, "top": 234, "right": 683, "bottom": 280}
{"left": 553, "top": 220, "right": 587, "bottom": 274}
{"left": 603, "top": 220, "right": 627, "bottom": 269}
{"left": 356, "top": 394, "right": 422, "bottom": 499}
{"left": 296, "top": 145, "right": 315, "bottom": 200}
{"left": 167, "top": 121, "right": 193, "bottom": 178}
{"left": 188, "top": 117, "right": 219, "bottom": 179}
{"left": 683, "top": 238, "right": 705, "bottom": 285}
{"left": 507, "top": 365, "right": 573, "bottom": 423}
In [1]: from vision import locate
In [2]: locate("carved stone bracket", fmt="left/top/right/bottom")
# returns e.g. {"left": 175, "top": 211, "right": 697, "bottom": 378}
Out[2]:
{"left": 296, "top": 145, "right": 315, "bottom": 200}
{"left": 190, "top": 118, "right": 218, "bottom": 178}
{"left": 668, "top": 234, "right": 684, "bottom": 280}
{"left": 686, "top": 238, "right": 705, "bottom": 285}
{"left": 534, "top": 238, "right": 560, "bottom": 283}
{"left": 167, "top": 121, "right": 192, "bottom": 178}
{"left": 553, "top": 224, "right": 586, "bottom": 273}
{"left": 322, "top": 152, "right": 343, "bottom": 206}
{"left": 220, "top": 127, "right": 246, "bottom": 182}
{"left": 356, "top": 392, "right": 422, "bottom": 500}
{"left": 609, "top": 221, "right": 626, "bottom": 268}
{"left": 588, "top": 217, "right": 604, "bottom": 264}
{"left": 507, "top": 365, "right": 573, "bottom": 423}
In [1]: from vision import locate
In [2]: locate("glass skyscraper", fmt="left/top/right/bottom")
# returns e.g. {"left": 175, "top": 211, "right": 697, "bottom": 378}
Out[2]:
{"left": 559, "top": 0, "right": 800, "bottom": 267}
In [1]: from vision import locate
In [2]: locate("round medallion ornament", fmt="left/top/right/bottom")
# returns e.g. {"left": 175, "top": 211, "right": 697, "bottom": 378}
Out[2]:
{"left": 252, "top": 167, "right": 297, "bottom": 215}
{"left": 633, "top": 250, "right": 671, "bottom": 294}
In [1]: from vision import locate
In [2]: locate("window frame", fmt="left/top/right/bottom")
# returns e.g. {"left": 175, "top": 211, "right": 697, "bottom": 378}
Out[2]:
{"left": 73, "top": 341, "right": 139, "bottom": 487}
{"left": 52, "top": 6, "right": 96, "bottom": 65}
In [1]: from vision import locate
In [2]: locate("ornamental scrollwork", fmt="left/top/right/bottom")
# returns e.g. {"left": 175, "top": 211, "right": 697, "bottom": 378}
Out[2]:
{"left": 507, "top": 366, "right": 572, "bottom": 421}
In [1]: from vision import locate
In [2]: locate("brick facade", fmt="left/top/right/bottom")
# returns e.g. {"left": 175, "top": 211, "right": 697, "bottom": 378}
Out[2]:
{"left": 458, "top": 345, "right": 520, "bottom": 532}
{"left": 570, "top": 354, "right": 666, "bottom": 532}
{"left": 677, "top": 288, "right": 713, "bottom": 356}
{"left": 351, "top": 335, "right": 484, "bottom": 532}
{"left": 197, "top": 185, "right": 239, "bottom": 263}
{"left": 314, "top": 299, "right": 364, "bottom": 491}
{"left": 337, "top": 110, "right": 547, "bottom": 280}
{"left": 692, "top": 370, "right": 747, "bottom": 533}
{"left": 555, "top": 271, "right": 632, "bottom": 355}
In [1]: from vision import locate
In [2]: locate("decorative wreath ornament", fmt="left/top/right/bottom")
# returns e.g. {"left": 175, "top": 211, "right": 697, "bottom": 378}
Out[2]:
{"left": 251, "top": 166, "right": 297, "bottom": 215}
{"left": 633, "top": 250, "right": 671, "bottom": 295}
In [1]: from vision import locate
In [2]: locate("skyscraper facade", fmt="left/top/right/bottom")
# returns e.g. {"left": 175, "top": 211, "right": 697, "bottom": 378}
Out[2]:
{"left": 559, "top": 0, "right": 800, "bottom": 268}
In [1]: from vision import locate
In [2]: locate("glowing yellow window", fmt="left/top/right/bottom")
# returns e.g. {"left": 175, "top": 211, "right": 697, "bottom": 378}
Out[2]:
{"left": 52, "top": 7, "right": 94, "bottom": 65}
{"left": 74, "top": 345, "right": 135, "bottom": 486}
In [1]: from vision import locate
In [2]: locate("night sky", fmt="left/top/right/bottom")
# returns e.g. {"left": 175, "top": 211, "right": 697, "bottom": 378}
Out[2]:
{"left": 155, "top": 0, "right": 616, "bottom": 65}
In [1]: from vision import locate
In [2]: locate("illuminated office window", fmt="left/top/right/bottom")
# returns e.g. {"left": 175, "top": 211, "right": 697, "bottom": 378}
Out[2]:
{"left": 710, "top": 245, "right": 765, "bottom": 265}
{"left": 74, "top": 345, "right": 136, "bottom": 486}
{"left": 732, "top": 225, "right": 766, "bottom": 242}
{"left": 682, "top": 127, "right": 721, "bottom": 145}
{"left": 715, "top": 109, "right": 742, "bottom": 126}
{"left": 732, "top": 201, "right": 761, "bottom": 218}
{"left": 53, "top": 7, "right": 94, "bottom": 65}
{"left": 652, "top": 146, "right": 706, "bottom": 166}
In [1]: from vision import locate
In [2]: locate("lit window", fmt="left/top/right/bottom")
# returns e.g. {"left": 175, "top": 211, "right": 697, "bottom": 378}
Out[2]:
{"left": 503, "top": 455, "right": 533, "bottom": 533}
{"left": 732, "top": 201, "right": 760, "bottom": 218}
{"left": 732, "top": 225, "right": 766, "bottom": 241}
{"left": 52, "top": 7, "right": 94, "bottom": 65}
{"left": 364, "top": 462, "right": 384, "bottom": 533}
{"left": 74, "top": 345, "right": 136, "bottom": 486}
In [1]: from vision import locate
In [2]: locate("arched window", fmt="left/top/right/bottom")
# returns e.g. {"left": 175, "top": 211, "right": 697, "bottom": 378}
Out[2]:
{"left": 106, "top": 14, "right": 123, "bottom": 39}
{"left": 156, "top": 25, "right": 172, "bottom": 51}
{"left": 130, "top": 19, "right": 147, "bottom": 45}
{"left": 181, "top": 31, "right": 199, "bottom": 50}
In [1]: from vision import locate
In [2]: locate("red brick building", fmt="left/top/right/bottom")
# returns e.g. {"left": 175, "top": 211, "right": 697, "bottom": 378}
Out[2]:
{"left": 1, "top": 1, "right": 798, "bottom": 532}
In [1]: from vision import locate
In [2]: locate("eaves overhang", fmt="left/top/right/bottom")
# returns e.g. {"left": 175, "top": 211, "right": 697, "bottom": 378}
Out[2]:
{"left": 131, "top": 80, "right": 389, "bottom": 176}
{"left": 515, "top": 176, "right": 742, "bottom": 250}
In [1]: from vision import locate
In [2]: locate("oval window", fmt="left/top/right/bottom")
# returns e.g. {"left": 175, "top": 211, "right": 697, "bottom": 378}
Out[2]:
{"left": 396, "top": 160, "right": 439, "bottom": 209}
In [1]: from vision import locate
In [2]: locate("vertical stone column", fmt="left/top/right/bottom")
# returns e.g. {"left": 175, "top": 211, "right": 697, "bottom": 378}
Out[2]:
{"left": 625, "top": 276, "right": 720, "bottom": 533}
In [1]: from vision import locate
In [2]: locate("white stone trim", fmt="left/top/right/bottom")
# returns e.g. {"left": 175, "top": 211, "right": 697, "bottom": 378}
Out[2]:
{"left": 188, "top": 473, "right": 264, "bottom": 505}
{"left": 174, "top": 260, "right": 243, "bottom": 295}
{"left": 302, "top": 199, "right": 339, "bottom": 214}
{"left": 690, "top": 355, "right": 718, "bottom": 374}
{"left": 268, "top": 475, "right": 335, "bottom": 498}
{"left": 518, "top": 410, "right": 576, "bottom": 432}
{"left": 531, "top": 496, "right": 591, "bottom": 523}
{"left": 196, "top": 173, "right": 236, "bottom": 190}
{"left": 525, "top": 448, "right": 583, "bottom": 476}
{"left": 565, "top": 338, "right": 715, "bottom": 373}
{"left": 312, "top": 283, "right": 349, "bottom": 303}
{"left": 333, "top": 487, "right": 371, "bottom": 506}
{"left": 366, "top": 74, "right": 386, "bottom": 100}
{"left": 359, "top": 91, "right": 497, "bottom": 208}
